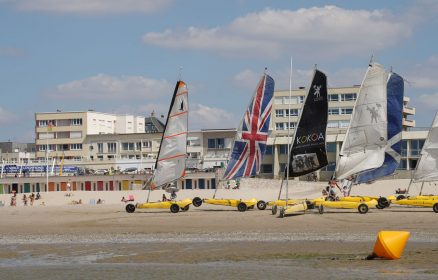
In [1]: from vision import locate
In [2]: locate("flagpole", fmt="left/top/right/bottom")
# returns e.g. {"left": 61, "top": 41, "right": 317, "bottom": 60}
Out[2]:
{"left": 285, "top": 56, "right": 293, "bottom": 209}
{"left": 46, "top": 128, "right": 49, "bottom": 192}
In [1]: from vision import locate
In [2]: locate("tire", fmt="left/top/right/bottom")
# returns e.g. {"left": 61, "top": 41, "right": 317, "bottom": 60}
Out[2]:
{"left": 358, "top": 203, "right": 369, "bottom": 214}
{"left": 170, "top": 204, "right": 180, "bottom": 213}
{"left": 376, "top": 204, "right": 383, "bottom": 209}
{"left": 433, "top": 203, "right": 438, "bottom": 213}
{"left": 397, "top": 195, "right": 406, "bottom": 200}
{"left": 271, "top": 205, "right": 278, "bottom": 215}
{"left": 237, "top": 202, "right": 248, "bottom": 212}
{"left": 305, "top": 200, "right": 315, "bottom": 210}
{"left": 377, "top": 197, "right": 390, "bottom": 209}
{"left": 192, "top": 197, "right": 203, "bottom": 207}
{"left": 125, "top": 203, "right": 136, "bottom": 213}
{"left": 181, "top": 205, "right": 189, "bottom": 212}
{"left": 257, "top": 200, "right": 267, "bottom": 210}
{"left": 279, "top": 208, "right": 285, "bottom": 218}
{"left": 318, "top": 205, "right": 324, "bottom": 214}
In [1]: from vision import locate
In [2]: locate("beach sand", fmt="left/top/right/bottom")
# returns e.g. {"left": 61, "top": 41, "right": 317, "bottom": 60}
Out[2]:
{"left": 1, "top": 178, "right": 438, "bottom": 279}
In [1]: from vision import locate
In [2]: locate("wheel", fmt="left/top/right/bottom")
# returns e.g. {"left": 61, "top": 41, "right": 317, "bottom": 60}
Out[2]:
{"left": 125, "top": 204, "right": 136, "bottom": 213}
{"left": 279, "top": 208, "right": 285, "bottom": 218}
{"left": 192, "top": 197, "right": 203, "bottom": 207}
{"left": 181, "top": 205, "right": 190, "bottom": 212}
{"left": 318, "top": 205, "right": 324, "bottom": 214}
{"left": 396, "top": 195, "right": 406, "bottom": 200}
{"left": 358, "top": 203, "right": 368, "bottom": 214}
{"left": 377, "top": 197, "right": 390, "bottom": 208}
{"left": 271, "top": 205, "right": 278, "bottom": 215}
{"left": 376, "top": 204, "right": 383, "bottom": 209}
{"left": 433, "top": 203, "right": 438, "bottom": 213}
{"left": 257, "top": 200, "right": 267, "bottom": 210}
{"left": 237, "top": 202, "right": 248, "bottom": 212}
{"left": 170, "top": 204, "right": 180, "bottom": 213}
{"left": 305, "top": 200, "right": 315, "bottom": 209}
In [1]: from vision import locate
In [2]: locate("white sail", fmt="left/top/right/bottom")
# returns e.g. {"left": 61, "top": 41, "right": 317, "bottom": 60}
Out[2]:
{"left": 413, "top": 112, "right": 438, "bottom": 182}
{"left": 154, "top": 81, "right": 188, "bottom": 188}
{"left": 336, "top": 63, "right": 389, "bottom": 180}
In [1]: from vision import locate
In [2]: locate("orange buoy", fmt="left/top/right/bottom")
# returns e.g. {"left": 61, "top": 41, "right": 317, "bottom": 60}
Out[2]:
{"left": 367, "top": 231, "right": 410, "bottom": 260}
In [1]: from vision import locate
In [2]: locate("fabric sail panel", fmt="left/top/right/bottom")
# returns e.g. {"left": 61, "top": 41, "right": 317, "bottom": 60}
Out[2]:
{"left": 355, "top": 72, "right": 404, "bottom": 183}
{"left": 153, "top": 81, "right": 188, "bottom": 188}
{"left": 336, "top": 63, "right": 388, "bottom": 180}
{"left": 223, "top": 74, "right": 275, "bottom": 180}
{"left": 287, "top": 69, "right": 328, "bottom": 177}
{"left": 413, "top": 112, "right": 438, "bottom": 182}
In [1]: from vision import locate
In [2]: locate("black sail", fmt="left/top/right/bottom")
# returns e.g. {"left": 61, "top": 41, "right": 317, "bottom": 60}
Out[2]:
{"left": 287, "top": 69, "right": 328, "bottom": 177}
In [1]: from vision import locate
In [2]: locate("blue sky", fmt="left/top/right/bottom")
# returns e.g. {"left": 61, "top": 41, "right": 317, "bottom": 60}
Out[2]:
{"left": 1, "top": 0, "right": 438, "bottom": 142}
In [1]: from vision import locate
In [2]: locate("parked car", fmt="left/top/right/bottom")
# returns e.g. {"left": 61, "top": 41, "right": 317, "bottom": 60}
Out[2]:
{"left": 94, "top": 169, "right": 109, "bottom": 175}
{"left": 122, "top": 167, "right": 138, "bottom": 174}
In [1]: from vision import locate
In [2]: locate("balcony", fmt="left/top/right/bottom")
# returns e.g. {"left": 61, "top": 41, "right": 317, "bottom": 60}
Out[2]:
{"left": 403, "top": 119, "right": 416, "bottom": 127}
{"left": 403, "top": 106, "right": 415, "bottom": 115}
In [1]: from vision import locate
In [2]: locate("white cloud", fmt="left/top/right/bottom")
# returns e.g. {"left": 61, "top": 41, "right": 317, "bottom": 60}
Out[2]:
{"left": 189, "top": 104, "right": 236, "bottom": 130}
{"left": 143, "top": 6, "right": 409, "bottom": 59}
{"left": 406, "top": 55, "right": 438, "bottom": 89}
{"left": 46, "top": 74, "right": 173, "bottom": 101}
{"left": 417, "top": 92, "right": 438, "bottom": 109}
{"left": 0, "top": 106, "right": 19, "bottom": 124}
{"left": 11, "top": 0, "right": 172, "bottom": 14}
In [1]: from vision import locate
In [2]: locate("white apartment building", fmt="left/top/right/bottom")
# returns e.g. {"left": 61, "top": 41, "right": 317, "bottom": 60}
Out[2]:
{"left": 35, "top": 111, "right": 145, "bottom": 161}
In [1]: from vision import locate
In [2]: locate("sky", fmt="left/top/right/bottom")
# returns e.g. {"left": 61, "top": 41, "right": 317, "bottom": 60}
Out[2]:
{"left": 1, "top": 0, "right": 438, "bottom": 142}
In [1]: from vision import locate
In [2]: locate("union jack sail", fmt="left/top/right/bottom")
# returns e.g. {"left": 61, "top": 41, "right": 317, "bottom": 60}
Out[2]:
{"left": 223, "top": 73, "right": 275, "bottom": 180}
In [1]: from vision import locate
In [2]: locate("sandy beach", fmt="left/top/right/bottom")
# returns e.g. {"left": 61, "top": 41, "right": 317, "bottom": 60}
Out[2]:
{"left": 1, "top": 178, "right": 438, "bottom": 279}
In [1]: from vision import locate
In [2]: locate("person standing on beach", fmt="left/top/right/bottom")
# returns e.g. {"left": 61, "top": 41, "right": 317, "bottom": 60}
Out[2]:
{"left": 22, "top": 194, "right": 28, "bottom": 206}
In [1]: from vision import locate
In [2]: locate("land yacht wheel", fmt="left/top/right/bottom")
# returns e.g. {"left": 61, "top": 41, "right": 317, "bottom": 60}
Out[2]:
{"left": 237, "top": 202, "right": 248, "bottom": 212}
{"left": 358, "top": 203, "right": 369, "bottom": 214}
{"left": 279, "top": 208, "right": 285, "bottom": 218}
{"left": 125, "top": 203, "right": 136, "bottom": 213}
{"left": 433, "top": 203, "right": 438, "bottom": 213}
{"left": 257, "top": 200, "right": 267, "bottom": 210}
{"left": 271, "top": 205, "right": 278, "bottom": 215}
{"left": 377, "top": 197, "right": 390, "bottom": 209}
{"left": 376, "top": 204, "right": 383, "bottom": 209}
{"left": 181, "top": 205, "right": 190, "bottom": 212}
{"left": 192, "top": 197, "right": 203, "bottom": 207}
{"left": 318, "top": 205, "right": 324, "bottom": 214}
{"left": 170, "top": 204, "right": 180, "bottom": 213}
{"left": 397, "top": 195, "right": 406, "bottom": 200}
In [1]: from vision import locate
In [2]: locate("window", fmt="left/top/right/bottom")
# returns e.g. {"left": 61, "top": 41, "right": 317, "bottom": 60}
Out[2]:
{"left": 107, "top": 143, "right": 116, "bottom": 153}
{"left": 327, "top": 121, "right": 339, "bottom": 128}
{"left": 397, "top": 159, "right": 407, "bottom": 170}
{"left": 97, "top": 143, "right": 103, "bottom": 153}
{"left": 410, "top": 139, "right": 425, "bottom": 156}
{"left": 401, "top": 140, "right": 408, "bottom": 157}
{"left": 70, "top": 131, "right": 82, "bottom": 138}
{"left": 275, "top": 123, "right": 284, "bottom": 130}
{"left": 142, "top": 141, "right": 152, "bottom": 148}
{"left": 72, "top": 118, "right": 82, "bottom": 125}
{"left": 339, "top": 120, "right": 350, "bottom": 128}
{"left": 265, "top": 145, "right": 273, "bottom": 155}
{"left": 328, "top": 108, "right": 339, "bottom": 115}
{"left": 340, "top": 93, "right": 357, "bottom": 101}
{"left": 326, "top": 142, "right": 337, "bottom": 153}
{"left": 274, "top": 97, "right": 284, "bottom": 105}
{"left": 260, "top": 164, "right": 273, "bottom": 173}
{"left": 298, "top": 96, "right": 304, "bottom": 103}
{"left": 285, "top": 109, "right": 299, "bottom": 117}
{"left": 71, "top": 144, "right": 82, "bottom": 150}
{"left": 122, "top": 142, "right": 135, "bottom": 151}
{"left": 136, "top": 142, "right": 142, "bottom": 150}
{"left": 207, "top": 138, "right": 225, "bottom": 149}
{"left": 279, "top": 144, "right": 288, "bottom": 154}
{"left": 38, "top": 133, "right": 54, "bottom": 139}
{"left": 340, "top": 108, "right": 353, "bottom": 115}
{"left": 275, "top": 109, "right": 284, "bottom": 117}
{"left": 328, "top": 94, "right": 339, "bottom": 102}
{"left": 56, "top": 132, "right": 70, "bottom": 139}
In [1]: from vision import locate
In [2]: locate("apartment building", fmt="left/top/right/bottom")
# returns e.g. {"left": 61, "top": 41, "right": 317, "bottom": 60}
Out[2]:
{"left": 35, "top": 111, "right": 145, "bottom": 161}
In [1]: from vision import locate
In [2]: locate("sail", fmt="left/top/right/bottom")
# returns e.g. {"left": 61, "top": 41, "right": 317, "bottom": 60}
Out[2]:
{"left": 336, "top": 63, "right": 388, "bottom": 180}
{"left": 153, "top": 81, "right": 188, "bottom": 188}
{"left": 287, "top": 69, "right": 328, "bottom": 177}
{"left": 223, "top": 73, "right": 275, "bottom": 180}
{"left": 413, "top": 112, "right": 438, "bottom": 182}
{"left": 355, "top": 72, "right": 404, "bottom": 183}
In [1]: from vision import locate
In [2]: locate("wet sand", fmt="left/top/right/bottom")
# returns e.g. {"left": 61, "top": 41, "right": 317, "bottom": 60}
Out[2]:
{"left": 1, "top": 203, "right": 438, "bottom": 279}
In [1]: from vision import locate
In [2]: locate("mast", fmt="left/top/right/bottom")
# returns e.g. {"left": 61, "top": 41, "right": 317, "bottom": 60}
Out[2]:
{"left": 285, "top": 57, "right": 293, "bottom": 206}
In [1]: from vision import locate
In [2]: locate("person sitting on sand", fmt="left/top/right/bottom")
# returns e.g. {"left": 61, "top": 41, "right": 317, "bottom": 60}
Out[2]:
{"left": 97, "top": 198, "right": 103, "bottom": 204}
